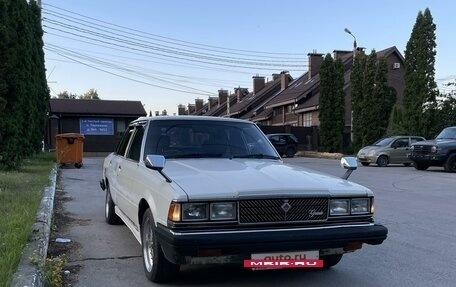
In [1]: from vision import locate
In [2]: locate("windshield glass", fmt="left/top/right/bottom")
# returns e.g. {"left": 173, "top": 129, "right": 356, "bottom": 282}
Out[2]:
{"left": 373, "top": 137, "right": 394, "bottom": 146}
{"left": 436, "top": 127, "right": 456, "bottom": 139}
{"left": 143, "top": 120, "right": 279, "bottom": 160}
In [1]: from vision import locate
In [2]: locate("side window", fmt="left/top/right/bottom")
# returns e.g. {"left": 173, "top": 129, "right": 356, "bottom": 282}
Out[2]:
{"left": 269, "top": 136, "right": 279, "bottom": 143}
{"left": 394, "top": 138, "right": 409, "bottom": 148}
{"left": 126, "top": 126, "right": 145, "bottom": 161}
{"left": 411, "top": 137, "right": 424, "bottom": 144}
{"left": 116, "top": 127, "right": 134, "bottom": 156}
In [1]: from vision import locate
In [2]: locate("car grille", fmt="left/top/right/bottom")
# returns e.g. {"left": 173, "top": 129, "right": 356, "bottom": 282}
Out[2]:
{"left": 412, "top": 145, "right": 433, "bottom": 155}
{"left": 239, "top": 198, "right": 328, "bottom": 224}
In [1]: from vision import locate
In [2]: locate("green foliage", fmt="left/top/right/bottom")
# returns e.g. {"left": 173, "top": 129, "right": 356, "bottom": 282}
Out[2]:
{"left": 351, "top": 51, "right": 396, "bottom": 150}
{"left": 403, "top": 8, "right": 438, "bottom": 138}
{"left": 390, "top": 106, "right": 407, "bottom": 135}
{"left": 0, "top": 153, "right": 55, "bottom": 287}
{"left": 55, "top": 88, "right": 101, "bottom": 100}
{"left": 319, "top": 54, "right": 345, "bottom": 152}
{"left": 0, "top": 0, "right": 49, "bottom": 170}
{"left": 30, "top": 254, "right": 67, "bottom": 287}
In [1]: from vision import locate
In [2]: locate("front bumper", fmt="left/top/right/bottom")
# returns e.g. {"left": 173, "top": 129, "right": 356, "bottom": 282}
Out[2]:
{"left": 357, "top": 155, "right": 378, "bottom": 164}
{"left": 409, "top": 153, "right": 446, "bottom": 165}
{"left": 156, "top": 223, "right": 388, "bottom": 264}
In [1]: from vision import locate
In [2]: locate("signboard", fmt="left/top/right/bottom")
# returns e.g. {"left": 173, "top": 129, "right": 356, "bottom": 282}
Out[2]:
{"left": 80, "top": 118, "right": 114, "bottom": 135}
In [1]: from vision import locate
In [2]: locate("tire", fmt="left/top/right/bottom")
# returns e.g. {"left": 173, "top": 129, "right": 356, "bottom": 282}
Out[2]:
{"left": 321, "top": 254, "right": 343, "bottom": 268}
{"left": 105, "top": 187, "right": 123, "bottom": 225}
{"left": 285, "top": 146, "right": 296, "bottom": 158}
{"left": 376, "top": 155, "right": 388, "bottom": 167}
{"left": 444, "top": 153, "right": 456, "bottom": 172}
{"left": 141, "top": 209, "right": 180, "bottom": 283}
{"left": 403, "top": 163, "right": 412, "bottom": 167}
{"left": 361, "top": 162, "right": 370, "bottom": 166}
{"left": 75, "top": 162, "right": 83, "bottom": 168}
{"left": 414, "top": 162, "right": 429, "bottom": 171}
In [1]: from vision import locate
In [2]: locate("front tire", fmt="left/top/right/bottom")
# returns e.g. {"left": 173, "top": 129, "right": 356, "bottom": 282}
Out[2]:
{"left": 377, "top": 155, "right": 388, "bottom": 167}
{"left": 444, "top": 153, "right": 456, "bottom": 172}
{"left": 105, "top": 187, "right": 123, "bottom": 225}
{"left": 321, "top": 254, "right": 343, "bottom": 268}
{"left": 285, "top": 147, "right": 296, "bottom": 158}
{"left": 141, "top": 209, "right": 179, "bottom": 283}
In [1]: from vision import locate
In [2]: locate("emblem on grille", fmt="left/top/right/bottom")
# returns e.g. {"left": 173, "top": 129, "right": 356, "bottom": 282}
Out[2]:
{"left": 281, "top": 200, "right": 291, "bottom": 212}
{"left": 308, "top": 209, "right": 324, "bottom": 218}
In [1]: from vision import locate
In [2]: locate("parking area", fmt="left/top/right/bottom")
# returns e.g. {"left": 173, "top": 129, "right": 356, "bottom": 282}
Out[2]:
{"left": 57, "top": 157, "right": 456, "bottom": 287}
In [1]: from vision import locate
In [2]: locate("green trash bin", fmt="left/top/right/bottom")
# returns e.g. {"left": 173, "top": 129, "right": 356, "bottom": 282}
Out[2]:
{"left": 55, "top": 133, "right": 85, "bottom": 168}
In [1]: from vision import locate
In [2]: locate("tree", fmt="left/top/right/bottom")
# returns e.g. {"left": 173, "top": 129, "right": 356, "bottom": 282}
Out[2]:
{"left": 319, "top": 54, "right": 345, "bottom": 152}
{"left": 403, "top": 8, "right": 438, "bottom": 138}
{"left": 351, "top": 50, "right": 396, "bottom": 150}
{"left": 56, "top": 91, "right": 77, "bottom": 99}
{"left": 79, "top": 88, "right": 100, "bottom": 100}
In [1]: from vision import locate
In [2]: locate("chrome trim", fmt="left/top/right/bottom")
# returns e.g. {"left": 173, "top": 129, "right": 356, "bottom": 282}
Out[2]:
{"left": 167, "top": 223, "right": 375, "bottom": 236}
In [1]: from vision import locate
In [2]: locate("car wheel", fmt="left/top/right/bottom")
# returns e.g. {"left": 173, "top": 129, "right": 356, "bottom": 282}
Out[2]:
{"left": 141, "top": 208, "right": 180, "bottom": 283}
{"left": 285, "top": 147, "right": 296, "bottom": 158}
{"left": 321, "top": 254, "right": 343, "bottom": 268}
{"left": 74, "top": 162, "right": 83, "bottom": 168}
{"left": 105, "top": 186, "right": 123, "bottom": 225}
{"left": 444, "top": 153, "right": 456, "bottom": 172}
{"left": 361, "top": 162, "right": 370, "bottom": 166}
{"left": 414, "top": 162, "right": 429, "bottom": 170}
{"left": 403, "top": 163, "right": 412, "bottom": 167}
{"left": 376, "top": 155, "right": 388, "bottom": 167}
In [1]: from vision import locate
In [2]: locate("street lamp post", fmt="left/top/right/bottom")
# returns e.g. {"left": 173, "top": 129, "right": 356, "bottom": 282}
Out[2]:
{"left": 344, "top": 28, "right": 357, "bottom": 50}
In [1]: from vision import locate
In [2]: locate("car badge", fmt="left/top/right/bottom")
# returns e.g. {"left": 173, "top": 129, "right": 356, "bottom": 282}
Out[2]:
{"left": 281, "top": 200, "right": 291, "bottom": 212}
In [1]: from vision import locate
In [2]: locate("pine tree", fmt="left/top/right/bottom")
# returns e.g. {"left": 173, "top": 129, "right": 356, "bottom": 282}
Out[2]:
{"left": 403, "top": 8, "right": 438, "bottom": 138}
{"left": 350, "top": 51, "right": 367, "bottom": 151}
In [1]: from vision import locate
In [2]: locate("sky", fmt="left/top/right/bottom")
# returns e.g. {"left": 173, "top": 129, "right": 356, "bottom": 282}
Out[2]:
{"left": 42, "top": 0, "right": 456, "bottom": 116}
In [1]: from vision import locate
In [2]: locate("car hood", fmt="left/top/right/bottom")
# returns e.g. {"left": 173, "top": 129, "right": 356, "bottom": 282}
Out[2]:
{"left": 413, "top": 139, "right": 455, "bottom": 146}
{"left": 164, "top": 159, "right": 371, "bottom": 201}
{"left": 358, "top": 145, "right": 382, "bottom": 154}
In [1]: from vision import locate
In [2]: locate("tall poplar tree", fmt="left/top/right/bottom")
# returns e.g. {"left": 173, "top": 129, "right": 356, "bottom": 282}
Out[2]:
{"left": 319, "top": 54, "right": 345, "bottom": 152}
{"left": 350, "top": 51, "right": 367, "bottom": 151}
{"left": 403, "top": 8, "right": 438, "bottom": 138}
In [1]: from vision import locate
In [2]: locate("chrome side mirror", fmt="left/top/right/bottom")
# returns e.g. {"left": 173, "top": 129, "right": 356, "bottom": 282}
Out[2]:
{"left": 145, "top": 155, "right": 171, "bottom": 183}
{"left": 340, "top": 157, "right": 358, "bottom": 180}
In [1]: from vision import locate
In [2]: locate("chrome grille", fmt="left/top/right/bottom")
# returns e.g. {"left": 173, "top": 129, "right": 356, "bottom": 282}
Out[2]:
{"left": 239, "top": 198, "right": 328, "bottom": 224}
{"left": 412, "top": 145, "right": 432, "bottom": 155}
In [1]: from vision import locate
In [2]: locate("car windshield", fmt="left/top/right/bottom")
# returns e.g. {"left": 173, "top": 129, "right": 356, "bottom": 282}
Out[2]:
{"left": 436, "top": 127, "right": 456, "bottom": 139}
{"left": 143, "top": 120, "right": 279, "bottom": 160}
{"left": 372, "top": 137, "right": 394, "bottom": 146}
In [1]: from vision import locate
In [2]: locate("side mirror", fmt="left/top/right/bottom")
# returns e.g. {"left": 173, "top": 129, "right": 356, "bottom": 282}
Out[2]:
{"left": 145, "top": 155, "right": 171, "bottom": 183}
{"left": 340, "top": 157, "right": 357, "bottom": 180}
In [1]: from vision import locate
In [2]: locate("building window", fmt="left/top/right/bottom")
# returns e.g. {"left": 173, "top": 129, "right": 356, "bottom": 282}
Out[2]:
{"left": 303, "top": 113, "right": 312, "bottom": 127}
{"left": 286, "top": 105, "right": 293, "bottom": 114}
{"left": 116, "top": 119, "right": 126, "bottom": 135}
{"left": 273, "top": 108, "right": 283, "bottom": 116}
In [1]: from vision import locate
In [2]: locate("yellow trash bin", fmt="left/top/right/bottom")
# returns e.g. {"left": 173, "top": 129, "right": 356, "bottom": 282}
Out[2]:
{"left": 55, "top": 133, "right": 85, "bottom": 168}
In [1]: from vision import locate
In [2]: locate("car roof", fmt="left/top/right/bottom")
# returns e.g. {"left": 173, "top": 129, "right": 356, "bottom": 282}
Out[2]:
{"left": 131, "top": 116, "right": 253, "bottom": 125}
{"left": 267, "top": 133, "right": 295, "bottom": 136}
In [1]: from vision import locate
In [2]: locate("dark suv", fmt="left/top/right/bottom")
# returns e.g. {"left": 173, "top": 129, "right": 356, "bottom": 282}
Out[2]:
{"left": 409, "top": 126, "right": 456, "bottom": 172}
{"left": 266, "top": 133, "right": 299, "bottom": 157}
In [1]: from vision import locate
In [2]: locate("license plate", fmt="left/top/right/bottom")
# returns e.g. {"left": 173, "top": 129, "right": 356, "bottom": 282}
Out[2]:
{"left": 252, "top": 250, "right": 319, "bottom": 260}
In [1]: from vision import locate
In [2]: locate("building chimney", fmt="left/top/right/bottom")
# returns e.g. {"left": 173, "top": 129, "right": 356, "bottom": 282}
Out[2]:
{"left": 252, "top": 76, "right": 265, "bottom": 95}
{"left": 280, "top": 71, "right": 289, "bottom": 91}
{"left": 207, "top": 96, "right": 218, "bottom": 110}
{"left": 235, "top": 87, "right": 248, "bottom": 103}
{"left": 308, "top": 52, "right": 324, "bottom": 80}
{"left": 333, "top": 50, "right": 352, "bottom": 60}
{"left": 187, "top": 104, "right": 196, "bottom": 115}
{"left": 195, "top": 98, "right": 204, "bottom": 112}
{"left": 178, "top": 104, "right": 186, "bottom": 115}
{"left": 218, "top": 89, "right": 228, "bottom": 106}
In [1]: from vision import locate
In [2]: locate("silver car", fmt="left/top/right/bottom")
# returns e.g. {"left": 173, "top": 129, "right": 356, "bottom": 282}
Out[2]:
{"left": 357, "top": 136, "right": 425, "bottom": 167}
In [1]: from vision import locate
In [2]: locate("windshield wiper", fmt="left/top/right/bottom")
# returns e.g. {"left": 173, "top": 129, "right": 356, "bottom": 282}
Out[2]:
{"left": 233, "top": 154, "right": 280, "bottom": 160}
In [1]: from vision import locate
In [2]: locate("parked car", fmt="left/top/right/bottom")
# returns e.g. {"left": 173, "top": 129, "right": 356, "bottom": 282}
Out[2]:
{"left": 409, "top": 126, "right": 456, "bottom": 172}
{"left": 357, "top": 136, "right": 425, "bottom": 167}
{"left": 266, "top": 133, "right": 299, "bottom": 157}
{"left": 100, "top": 116, "right": 387, "bottom": 283}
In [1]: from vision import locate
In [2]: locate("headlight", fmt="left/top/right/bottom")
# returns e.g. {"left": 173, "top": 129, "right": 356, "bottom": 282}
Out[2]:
{"left": 410, "top": 145, "right": 415, "bottom": 151}
{"left": 329, "top": 199, "right": 350, "bottom": 215}
{"left": 351, "top": 198, "right": 370, "bottom": 214}
{"left": 431, "top": 146, "right": 438, "bottom": 153}
{"left": 182, "top": 203, "right": 208, "bottom": 221}
{"left": 210, "top": 202, "right": 236, "bottom": 220}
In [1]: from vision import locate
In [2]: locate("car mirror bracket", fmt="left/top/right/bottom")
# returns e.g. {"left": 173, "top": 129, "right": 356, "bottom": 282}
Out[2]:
{"left": 145, "top": 155, "right": 172, "bottom": 183}
{"left": 340, "top": 157, "right": 358, "bottom": 180}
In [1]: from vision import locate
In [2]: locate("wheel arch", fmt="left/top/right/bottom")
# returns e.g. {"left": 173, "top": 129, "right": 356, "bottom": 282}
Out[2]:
{"left": 138, "top": 199, "right": 150, "bottom": 230}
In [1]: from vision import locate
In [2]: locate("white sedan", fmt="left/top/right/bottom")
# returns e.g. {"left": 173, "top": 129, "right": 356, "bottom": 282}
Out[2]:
{"left": 100, "top": 116, "right": 387, "bottom": 283}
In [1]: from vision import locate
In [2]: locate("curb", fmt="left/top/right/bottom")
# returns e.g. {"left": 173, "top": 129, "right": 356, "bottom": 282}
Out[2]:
{"left": 10, "top": 164, "right": 58, "bottom": 287}
{"left": 296, "top": 151, "right": 344, "bottom": 160}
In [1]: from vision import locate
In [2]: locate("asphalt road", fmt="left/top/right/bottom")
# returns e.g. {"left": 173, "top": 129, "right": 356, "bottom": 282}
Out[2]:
{"left": 58, "top": 157, "right": 456, "bottom": 287}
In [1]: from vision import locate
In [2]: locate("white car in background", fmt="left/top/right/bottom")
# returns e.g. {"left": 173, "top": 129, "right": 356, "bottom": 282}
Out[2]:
{"left": 100, "top": 116, "right": 388, "bottom": 283}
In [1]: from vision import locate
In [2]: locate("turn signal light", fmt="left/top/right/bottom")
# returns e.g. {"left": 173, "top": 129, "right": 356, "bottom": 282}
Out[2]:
{"left": 168, "top": 202, "right": 181, "bottom": 222}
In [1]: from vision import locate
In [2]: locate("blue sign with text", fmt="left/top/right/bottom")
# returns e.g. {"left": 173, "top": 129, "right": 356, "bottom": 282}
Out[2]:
{"left": 80, "top": 118, "right": 114, "bottom": 135}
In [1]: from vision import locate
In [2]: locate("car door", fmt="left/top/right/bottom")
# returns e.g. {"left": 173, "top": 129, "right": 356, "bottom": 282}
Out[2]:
{"left": 117, "top": 124, "right": 146, "bottom": 225}
{"left": 389, "top": 137, "right": 410, "bottom": 163}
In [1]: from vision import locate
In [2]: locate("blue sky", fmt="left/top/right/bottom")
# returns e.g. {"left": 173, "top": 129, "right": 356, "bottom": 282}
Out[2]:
{"left": 42, "top": 0, "right": 456, "bottom": 115}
